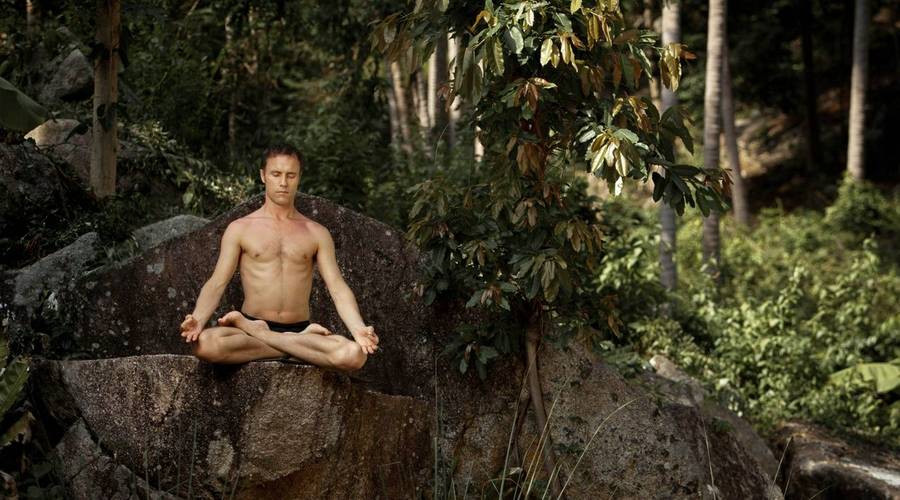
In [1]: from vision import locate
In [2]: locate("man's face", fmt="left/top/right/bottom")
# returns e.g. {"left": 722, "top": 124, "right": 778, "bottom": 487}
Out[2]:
{"left": 260, "top": 154, "right": 301, "bottom": 205}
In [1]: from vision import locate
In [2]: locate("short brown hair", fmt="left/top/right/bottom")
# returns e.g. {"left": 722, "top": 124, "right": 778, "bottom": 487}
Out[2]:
{"left": 261, "top": 144, "right": 304, "bottom": 173}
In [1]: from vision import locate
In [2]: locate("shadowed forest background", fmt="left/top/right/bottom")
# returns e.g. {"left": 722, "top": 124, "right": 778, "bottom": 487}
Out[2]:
{"left": 0, "top": 0, "right": 898, "bottom": 498}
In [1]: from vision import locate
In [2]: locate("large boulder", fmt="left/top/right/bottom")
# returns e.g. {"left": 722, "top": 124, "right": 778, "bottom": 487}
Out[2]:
{"left": 54, "top": 192, "right": 432, "bottom": 397}
{"left": 37, "top": 356, "right": 430, "bottom": 499}
{"left": 53, "top": 420, "right": 178, "bottom": 500}
{"left": 33, "top": 192, "right": 785, "bottom": 498}
{"left": 493, "top": 343, "right": 783, "bottom": 499}
{"left": 25, "top": 119, "right": 145, "bottom": 188}
{"left": 649, "top": 354, "right": 780, "bottom": 480}
{"left": 24, "top": 119, "right": 91, "bottom": 184}
{"left": 11, "top": 232, "right": 99, "bottom": 316}
{"left": 771, "top": 421, "right": 900, "bottom": 499}
{"left": 0, "top": 141, "right": 89, "bottom": 267}
{"left": 132, "top": 214, "right": 210, "bottom": 251}
{"left": 37, "top": 48, "right": 93, "bottom": 104}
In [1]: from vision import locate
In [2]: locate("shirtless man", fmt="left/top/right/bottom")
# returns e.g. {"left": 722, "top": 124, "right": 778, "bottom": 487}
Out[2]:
{"left": 179, "top": 145, "right": 379, "bottom": 372}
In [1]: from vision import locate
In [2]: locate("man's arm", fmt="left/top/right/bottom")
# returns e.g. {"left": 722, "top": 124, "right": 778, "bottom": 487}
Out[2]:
{"left": 315, "top": 225, "right": 379, "bottom": 353}
{"left": 181, "top": 222, "right": 242, "bottom": 342}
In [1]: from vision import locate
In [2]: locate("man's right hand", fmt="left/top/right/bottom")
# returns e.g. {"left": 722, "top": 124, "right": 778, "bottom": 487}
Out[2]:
{"left": 180, "top": 314, "right": 203, "bottom": 342}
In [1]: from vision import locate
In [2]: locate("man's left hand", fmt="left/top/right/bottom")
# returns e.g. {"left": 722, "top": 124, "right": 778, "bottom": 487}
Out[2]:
{"left": 353, "top": 326, "right": 379, "bottom": 355}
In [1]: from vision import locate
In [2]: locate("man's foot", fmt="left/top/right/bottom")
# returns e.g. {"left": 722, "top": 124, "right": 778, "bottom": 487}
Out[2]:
{"left": 300, "top": 323, "right": 333, "bottom": 336}
{"left": 217, "top": 311, "right": 268, "bottom": 337}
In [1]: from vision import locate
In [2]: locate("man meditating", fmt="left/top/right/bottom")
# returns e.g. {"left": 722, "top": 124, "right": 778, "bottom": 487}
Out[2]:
{"left": 179, "top": 145, "right": 378, "bottom": 372}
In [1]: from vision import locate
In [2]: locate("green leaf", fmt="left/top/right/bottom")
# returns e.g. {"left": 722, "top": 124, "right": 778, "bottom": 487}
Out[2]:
{"left": 652, "top": 172, "right": 667, "bottom": 201}
{"left": 508, "top": 27, "right": 525, "bottom": 54}
{"left": 570, "top": 0, "right": 582, "bottom": 13}
{"left": 540, "top": 37, "right": 553, "bottom": 66}
{"left": 0, "top": 77, "right": 48, "bottom": 132}
{"left": 830, "top": 361, "right": 900, "bottom": 394}
{"left": 459, "top": 357, "right": 469, "bottom": 374}
{"left": 0, "top": 411, "right": 32, "bottom": 449}
{"left": 491, "top": 37, "right": 505, "bottom": 75}
{"left": 553, "top": 12, "right": 573, "bottom": 33}
{"left": 0, "top": 358, "right": 29, "bottom": 418}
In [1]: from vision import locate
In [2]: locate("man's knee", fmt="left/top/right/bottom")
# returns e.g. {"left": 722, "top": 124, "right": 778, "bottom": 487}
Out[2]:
{"left": 332, "top": 341, "right": 366, "bottom": 372}
{"left": 192, "top": 330, "right": 222, "bottom": 363}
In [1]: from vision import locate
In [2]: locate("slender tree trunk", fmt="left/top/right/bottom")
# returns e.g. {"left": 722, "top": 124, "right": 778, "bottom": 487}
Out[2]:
{"left": 721, "top": 44, "right": 749, "bottom": 227}
{"left": 701, "top": 0, "right": 726, "bottom": 280}
{"left": 846, "top": 0, "right": 869, "bottom": 181}
{"left": 659, "top": 0, "right": 680, "bottom": 292}
{"left": 643, "top": 0, "right": 661, "bottom": 111}
{"left": 429, "top": 32, "right": 449, "bottom": 146}
{"left": 447, "top": 33, "right": 461, "bottom": 150}
{"left": 389, "top": 61, "right": 413, "bottom": 154}
{"left": 25, "top": 0, "right": 39, "bottom": 40}
{"left": 385, "top": 63, "right": 401, "bottom": 148}
{"left": 91, "top": 0, "right": 120, "bottom": 198}
{"left": 800, "top": 0, "right": 822, "bottom": 172}
{"left": 414, "top": 70, "right": 429, "bottom": 133}
{"left": 224, "top": 12, "right": 238, "bottom": 166}
{"left": 524, "top": 313, "right": 562, "bottom": 497}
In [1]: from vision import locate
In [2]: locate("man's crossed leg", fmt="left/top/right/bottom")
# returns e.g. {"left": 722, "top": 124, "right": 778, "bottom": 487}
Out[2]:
{"left": 191, "top": 311, "right": 367, "bottom": 372}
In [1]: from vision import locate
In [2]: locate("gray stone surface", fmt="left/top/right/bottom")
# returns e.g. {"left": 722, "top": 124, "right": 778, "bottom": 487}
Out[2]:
{"left": 24, "top": 118, "right": 91, "bottom": 184}
{"left": 53, "top": 419, "right": 178, "bottom": 500}
{"left": 38, "top": 48, "right": 92, "bottom": 104}
{"left": 12, "top": 232, "right": 99, "bottom": 315}
{"left": 39, "top": 355, "right": 430, "bottom": 499}
{"left": 649, "top": 353, "right": 780, "bottom": 481}
{"left": 771, "top": 421, "right": 900, "bottom": 500}
{"left": 501, "top": 343, "right": 783, "bottom": 499}
{"left": 132, "top": 215, "right": 210, "bottom": 251}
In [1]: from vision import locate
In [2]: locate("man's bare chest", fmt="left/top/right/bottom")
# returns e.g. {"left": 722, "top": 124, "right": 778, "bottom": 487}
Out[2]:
{"left": 241, "top": 228, "right": 317, "bottom": 266}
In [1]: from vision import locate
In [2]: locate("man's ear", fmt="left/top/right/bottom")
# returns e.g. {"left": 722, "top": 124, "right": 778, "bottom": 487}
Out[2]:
{"left": 259, "top": 168, "right": 266, "bottom": 184}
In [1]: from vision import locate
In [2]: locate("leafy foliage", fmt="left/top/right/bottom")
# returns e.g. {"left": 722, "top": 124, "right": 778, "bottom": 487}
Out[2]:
{"left": 380, "top": 0, "right": 727, "bottom": 380}
{"left": 375, "top": 0, "right": 727, "bottom": 215}
{"left": 620, "top": 193, "right": 900, "bottom": 449}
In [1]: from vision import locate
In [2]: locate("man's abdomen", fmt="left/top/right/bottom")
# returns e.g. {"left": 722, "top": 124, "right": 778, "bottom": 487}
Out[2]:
{"left": 239, "top": 265, "right": 314, "bottom": 324}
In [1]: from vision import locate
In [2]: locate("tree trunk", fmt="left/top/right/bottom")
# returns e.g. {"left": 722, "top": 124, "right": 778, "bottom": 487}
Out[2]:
{"left": 224, "top": 12, "right": 238, "bottom": 166}
{"left": 701, "top": 0, "right": 726, "bottom": 280}
{"left": 800, "top": 0, "right": 822, "bottom": 172}
{"left": 429, "top": 32, "right": 449, "bottom": 146}
{"left": 659, "top": 0, "right": 680, "bottom": 292}
{"left": 846, "top": 0, "right": 869, "bottom": 181}
{"left": 524, "top": 314, "right": 562, "bottom": 497}
{"left": 25, "top": 0, "right": 39, "bottom": 40}
{"left": 385, "top": 63, "right": 401, "bottom": 149}
{"left": 447, "top": 33, "right": 461, "bottom": 150}
{"left": 389, "top": 61, "right": 413, "bottom": 154}
{"left": 91, "top": 0, "right": 120, "bottom": 198}
{"left": 721, "top": 44, "right": 749, "bottom": 228}
{"left": 643, "top": 0, "right": 661, "bottom": 111}
{"left": 414, "top": 70, "right": 429, "bottom": 133}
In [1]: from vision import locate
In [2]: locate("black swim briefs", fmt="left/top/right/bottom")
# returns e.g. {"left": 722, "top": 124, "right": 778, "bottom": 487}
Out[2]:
{"left": 241, "top": 312, "right": 311, "bottom": 360}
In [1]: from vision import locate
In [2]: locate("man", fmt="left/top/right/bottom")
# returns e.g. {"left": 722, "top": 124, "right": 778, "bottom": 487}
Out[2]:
{"left": 179, "top": 145, "right": 378, "bottom": 372}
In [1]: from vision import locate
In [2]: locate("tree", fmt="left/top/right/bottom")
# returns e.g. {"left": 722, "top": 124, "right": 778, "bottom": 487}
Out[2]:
{"left": 374, "top": 1, "right": 726, "bottom": 493}
{"left": 91, "top": 0, "right": 120, "bottom": 198}
{"left": 799, "top": 0, "right": 822, "bottom": 172}
{"left": 701, "top": 0, "right": 726, "bottom": 278}
{"left": 659, "top": 0, "right": 680, "bottom": 291}
{"left": 428, "top": 31, "right": 450, "bottom": 145}
{"left": 846, "top": 0, "right": 869, "bottom": 181}
{"left": 722, "top": 43, "right": 749, "bottom": 227}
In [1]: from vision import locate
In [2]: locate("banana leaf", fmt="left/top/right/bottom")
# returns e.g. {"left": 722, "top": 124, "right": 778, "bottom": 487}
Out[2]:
{"left": 829, "top": 359, "right": 900, "bottom": 394}
{"left": 0, "top": 76, "right": 48, "bottom": 132}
